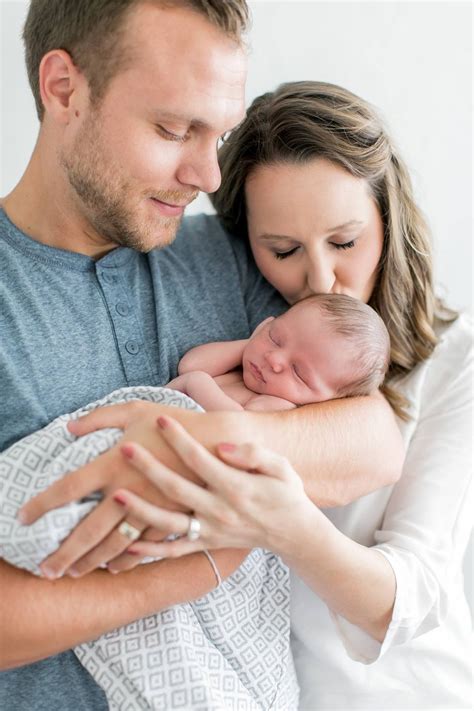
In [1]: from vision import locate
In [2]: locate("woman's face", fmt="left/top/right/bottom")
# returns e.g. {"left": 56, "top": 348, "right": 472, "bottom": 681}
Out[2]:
{"left": 245, "top": 158, "right": 385, "bottom": 305}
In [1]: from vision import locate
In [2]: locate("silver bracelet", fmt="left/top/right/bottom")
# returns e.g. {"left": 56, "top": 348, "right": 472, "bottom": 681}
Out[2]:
{"left": 202, "top": 549, "right": 222, "bottom": 588}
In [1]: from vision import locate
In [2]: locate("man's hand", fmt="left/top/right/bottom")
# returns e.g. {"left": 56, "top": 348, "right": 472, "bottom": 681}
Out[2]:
{"left": 17, "top": 401, "right": 204, "bottom": 579}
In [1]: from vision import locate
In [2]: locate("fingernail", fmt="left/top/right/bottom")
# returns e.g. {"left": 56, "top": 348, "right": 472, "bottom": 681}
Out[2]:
{"left": 219, "top": 442, "right": 236, "bottom": 453}
{"left": 113, "top": 494, "right": 127, "bottom": 506}
{"left": 157, "top": 416, "right": 169, "bottom": 429}
{"left": 67, "top": 567, "right": 81, "bottom": 578}
{"left": 108, "top": 567, "right": 119, "bottom": 575}
{"left": 121, "top": 444, "right": 134, "bottom": 459}
{"left": 41, "top": 566, "right": 60, "bottom": 580}
{"left": 127, "top": 548, "right": 139, "bottom": 555}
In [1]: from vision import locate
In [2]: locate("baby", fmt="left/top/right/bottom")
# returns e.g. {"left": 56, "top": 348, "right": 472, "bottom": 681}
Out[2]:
{"left": 168, "top": 293, "right": 390, "bottom": 411}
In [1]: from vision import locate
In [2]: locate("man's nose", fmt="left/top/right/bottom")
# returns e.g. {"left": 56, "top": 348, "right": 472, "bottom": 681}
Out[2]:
{"left": 176, "top": 142, "right": 222, "bottom": 194}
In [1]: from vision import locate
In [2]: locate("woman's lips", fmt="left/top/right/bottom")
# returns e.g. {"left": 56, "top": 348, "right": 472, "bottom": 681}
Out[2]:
{"left": 250, "top": 362, "right": 266, "bottom": 383}
{"left": 150, "top": 197, "right": 186, "bottom": 217}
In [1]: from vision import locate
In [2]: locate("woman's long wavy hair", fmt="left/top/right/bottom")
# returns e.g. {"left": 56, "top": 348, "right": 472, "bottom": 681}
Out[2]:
{"left": 211, "top": 81, "right": 456, "bottom": 419}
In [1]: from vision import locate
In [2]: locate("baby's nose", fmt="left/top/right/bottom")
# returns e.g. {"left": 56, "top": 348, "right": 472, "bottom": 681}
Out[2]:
{"left": 266, "top": 352, "right": 285, "bottom": 373}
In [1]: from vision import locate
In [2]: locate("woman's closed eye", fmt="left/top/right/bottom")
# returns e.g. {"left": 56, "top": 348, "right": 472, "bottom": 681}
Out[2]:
{"left": 331, "top": 239, "right": 355, "bottom": 250}
{"left": 273, "top": 246, "right": 299, "bottom": 260}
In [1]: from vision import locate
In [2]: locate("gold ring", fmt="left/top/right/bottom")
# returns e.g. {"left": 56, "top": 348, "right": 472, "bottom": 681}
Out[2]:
{"left": 118, "top": 520, "right": 141, "bottom": 542}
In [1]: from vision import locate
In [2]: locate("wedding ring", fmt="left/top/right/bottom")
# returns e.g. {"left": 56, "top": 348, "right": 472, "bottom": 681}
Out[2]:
{"left": 118, "top": 520, "right": 141, "bottom": 542}
{"left": 187, "top": 516, "right": 201, "bottom": 541}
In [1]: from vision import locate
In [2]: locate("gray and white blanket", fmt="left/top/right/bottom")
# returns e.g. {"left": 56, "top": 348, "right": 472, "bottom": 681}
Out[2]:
{"left": 0, "top": 387, "right": 298, "bottom": 710}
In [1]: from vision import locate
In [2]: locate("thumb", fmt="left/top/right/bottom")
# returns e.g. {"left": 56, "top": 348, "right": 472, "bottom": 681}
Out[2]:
{"left": 67, "top": 403, "right": 134, "bottom": 436}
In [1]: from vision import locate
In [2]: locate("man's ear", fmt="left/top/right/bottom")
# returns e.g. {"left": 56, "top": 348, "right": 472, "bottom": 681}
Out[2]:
{"left": 39, "top": 49, "right": 86, "bottom": 124}
{"left": 251, "top": 316, "right": 275, "bottom": 337}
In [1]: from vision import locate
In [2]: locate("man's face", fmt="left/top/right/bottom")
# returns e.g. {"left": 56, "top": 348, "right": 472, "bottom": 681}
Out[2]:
{"left": 60, "top": 4, "right": 247, "bottom": 252}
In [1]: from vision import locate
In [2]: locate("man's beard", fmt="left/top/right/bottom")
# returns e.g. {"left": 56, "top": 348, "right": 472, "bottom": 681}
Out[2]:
{"left": 60, "top": 115, "right": 197, "bottom": 252}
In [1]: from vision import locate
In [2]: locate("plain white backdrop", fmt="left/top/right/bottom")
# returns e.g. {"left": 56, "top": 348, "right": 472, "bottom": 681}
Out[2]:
{"left": 0, "top": 0, "right": 472, "bottom": 610}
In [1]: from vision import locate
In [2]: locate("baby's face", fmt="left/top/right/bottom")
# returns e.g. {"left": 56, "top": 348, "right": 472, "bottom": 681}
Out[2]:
{"left": 242, "top": 305, "right": 354, "bottom": 404}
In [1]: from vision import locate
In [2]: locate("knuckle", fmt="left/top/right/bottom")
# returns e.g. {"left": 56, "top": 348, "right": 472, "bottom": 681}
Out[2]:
{"left": 243, "top": 442, "right": 261, "bottom": 466}
{"left": 183, "top": 446, "right": 203, "bottom": 471}
{"left": 59, "top": 477, "right": 77, "bottom": 501}
{"left": 214, "top": 506, "right": 239, "bottom": 528}
{"left": 162, "top": 479, "right": 183, "bottom": 500}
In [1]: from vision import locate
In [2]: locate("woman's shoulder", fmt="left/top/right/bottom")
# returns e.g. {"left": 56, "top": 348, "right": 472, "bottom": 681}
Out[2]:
{"left": 432, "top": 310, "right": 473, "bottom": 365}
{"left": 396, "top": 311, "right": 472, "bottom": 421}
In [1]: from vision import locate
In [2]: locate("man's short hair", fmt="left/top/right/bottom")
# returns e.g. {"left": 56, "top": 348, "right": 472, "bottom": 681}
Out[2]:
{"left": 23, "top": 0, "right": 250, "bottom": 121}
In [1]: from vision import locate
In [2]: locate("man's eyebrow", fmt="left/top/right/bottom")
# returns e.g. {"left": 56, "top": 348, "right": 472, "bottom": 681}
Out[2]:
{"left": 154, "top": 111, "right": 210, "bottom": 129}
{"left": 154, "top": 111, "right": 246, "bottom": 133}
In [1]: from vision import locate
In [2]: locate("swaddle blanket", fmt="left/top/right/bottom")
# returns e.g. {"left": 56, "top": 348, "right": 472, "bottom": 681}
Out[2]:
{"left": 0, "top": 387, "right": 298, "bottom": 711}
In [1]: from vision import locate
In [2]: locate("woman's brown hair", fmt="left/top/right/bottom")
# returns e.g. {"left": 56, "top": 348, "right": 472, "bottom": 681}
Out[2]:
{"left": 211, "top": 81, "right": 456, "bottom": 418}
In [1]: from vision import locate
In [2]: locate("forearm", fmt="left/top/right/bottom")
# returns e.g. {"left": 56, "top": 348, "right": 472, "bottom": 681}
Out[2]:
{"left": 0, "top": 548, "right": 246, "bottom": 669}
{"left": 278, "top": 503, "right": 395, "bottom": 641}
{"left": 172, "top": 392, "right": 403, "bottom": 507}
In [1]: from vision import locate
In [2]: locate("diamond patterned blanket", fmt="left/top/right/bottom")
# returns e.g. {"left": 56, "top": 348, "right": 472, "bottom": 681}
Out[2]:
{"left": 0, "top": 387, "right": 298, "bottom": 710}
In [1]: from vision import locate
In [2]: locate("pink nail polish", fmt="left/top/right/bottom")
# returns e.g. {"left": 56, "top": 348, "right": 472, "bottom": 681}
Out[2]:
{"left": 121, "top": 444, "right": 134, "bottom": 459}
{"left": 219, "top": 442, "right": 236, "bottom": 453}
{"left": 113, "top": 494, "right": 127, "bottom": 506}
{"left": 157, "top": 416, "right": 169, "bottom": 429}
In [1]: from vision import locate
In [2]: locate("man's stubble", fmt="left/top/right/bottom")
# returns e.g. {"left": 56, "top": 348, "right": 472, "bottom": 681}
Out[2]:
{"left": 60, "top": 110, "right": 194, "bottom": 253}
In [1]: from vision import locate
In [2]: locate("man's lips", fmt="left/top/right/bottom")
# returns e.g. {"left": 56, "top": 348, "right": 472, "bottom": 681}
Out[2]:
{"left": 150, "top": 197, "right": 189, "bottom": 217}
{"left": 250, "top": 362, "right": 266, "bottom": 383}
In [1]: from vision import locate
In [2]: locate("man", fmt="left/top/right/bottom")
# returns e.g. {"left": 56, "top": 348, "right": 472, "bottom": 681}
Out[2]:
{"left": 0, "top": 1, "right": 402, "bottom": 709}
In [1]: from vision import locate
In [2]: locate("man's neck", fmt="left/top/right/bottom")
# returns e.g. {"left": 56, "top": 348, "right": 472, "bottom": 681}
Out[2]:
{"left": 2, "top": 143, "right": 117, "bottom": 259}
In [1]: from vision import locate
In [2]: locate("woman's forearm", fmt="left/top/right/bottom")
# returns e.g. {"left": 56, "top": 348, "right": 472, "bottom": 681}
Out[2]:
{"left": 278, "top": 503, "right": 396, "bottom": 641}
{"left": 174, "top": 392, "right": 403, "bottom": 508}
{"left": 0, "top": 549, "right": 246, "bottom": 669}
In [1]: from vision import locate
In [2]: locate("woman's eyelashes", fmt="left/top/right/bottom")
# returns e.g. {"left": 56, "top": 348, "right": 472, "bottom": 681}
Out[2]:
{"left": 273, "top": 247, "right": 299, "bottom": 260}
{"left": 272, "top": 238, "right": 356, "bottom": 259}
{"left": 332, "top": 239, "right": 355, "bottom": 250}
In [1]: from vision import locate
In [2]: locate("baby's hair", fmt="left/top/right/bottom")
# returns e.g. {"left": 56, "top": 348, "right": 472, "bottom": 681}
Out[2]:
{"left": 294, "top": 294, "right": 390, "bottom": 397}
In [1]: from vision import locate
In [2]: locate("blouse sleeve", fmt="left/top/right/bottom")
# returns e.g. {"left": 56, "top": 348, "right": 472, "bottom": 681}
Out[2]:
{"left": 331, "top": 313, "right": 473, "bottom": 663}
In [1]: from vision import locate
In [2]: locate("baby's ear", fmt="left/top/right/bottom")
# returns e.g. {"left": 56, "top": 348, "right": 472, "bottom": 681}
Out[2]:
{"left": 252, "top": 316, "right": 275, "bottom": 336}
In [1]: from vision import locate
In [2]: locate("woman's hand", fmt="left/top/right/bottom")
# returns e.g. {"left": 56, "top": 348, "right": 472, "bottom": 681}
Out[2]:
{"left": 105, "top": 414, "right": 317, "bottom": 572}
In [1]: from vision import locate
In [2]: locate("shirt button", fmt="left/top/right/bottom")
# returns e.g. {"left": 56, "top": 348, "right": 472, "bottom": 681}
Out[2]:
{"left": 116, "top": 302, "right": 130, "bottom": 316}
{"left": 125, "top": 340, "right": 140, "bottom": 355}
{"left": 101, "top": 271, "right": 116, "bottom": 284}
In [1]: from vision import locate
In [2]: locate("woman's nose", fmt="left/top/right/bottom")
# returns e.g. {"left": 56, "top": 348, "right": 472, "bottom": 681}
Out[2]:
{"left": 306, "top": 258, "right": 335, "bottom": 295}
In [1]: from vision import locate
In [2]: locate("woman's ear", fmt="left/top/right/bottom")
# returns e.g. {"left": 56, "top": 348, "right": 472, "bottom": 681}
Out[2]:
{"left": 251, "top": 316, "right": 275, "bottom": 337}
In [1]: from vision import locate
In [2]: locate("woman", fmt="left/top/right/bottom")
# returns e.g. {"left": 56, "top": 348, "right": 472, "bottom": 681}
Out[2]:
{"left": 42, "top": 82, "right": 474, "bottom": 707}
{"left": 102, "top": 82, "right": 472, "bottom": 708}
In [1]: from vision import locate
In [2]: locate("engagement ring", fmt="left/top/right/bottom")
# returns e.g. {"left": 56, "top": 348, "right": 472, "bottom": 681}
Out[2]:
{"left": 118, "top": 520, "right": 141, "bottom": 542}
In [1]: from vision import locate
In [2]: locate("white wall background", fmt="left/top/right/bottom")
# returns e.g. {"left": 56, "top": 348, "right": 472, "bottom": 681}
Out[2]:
{"left": 0, "top": 0, "right": 472, "bottom": 606}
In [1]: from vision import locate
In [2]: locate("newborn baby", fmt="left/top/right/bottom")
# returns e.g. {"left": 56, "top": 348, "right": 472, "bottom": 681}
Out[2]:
{"left": 168, "top": 293, "right": 390, "bottom": 411}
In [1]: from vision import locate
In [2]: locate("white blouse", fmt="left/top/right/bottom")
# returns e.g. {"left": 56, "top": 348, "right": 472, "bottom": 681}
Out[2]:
{"left": 291, "top": 313, "right": 473, "bottom": 710}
